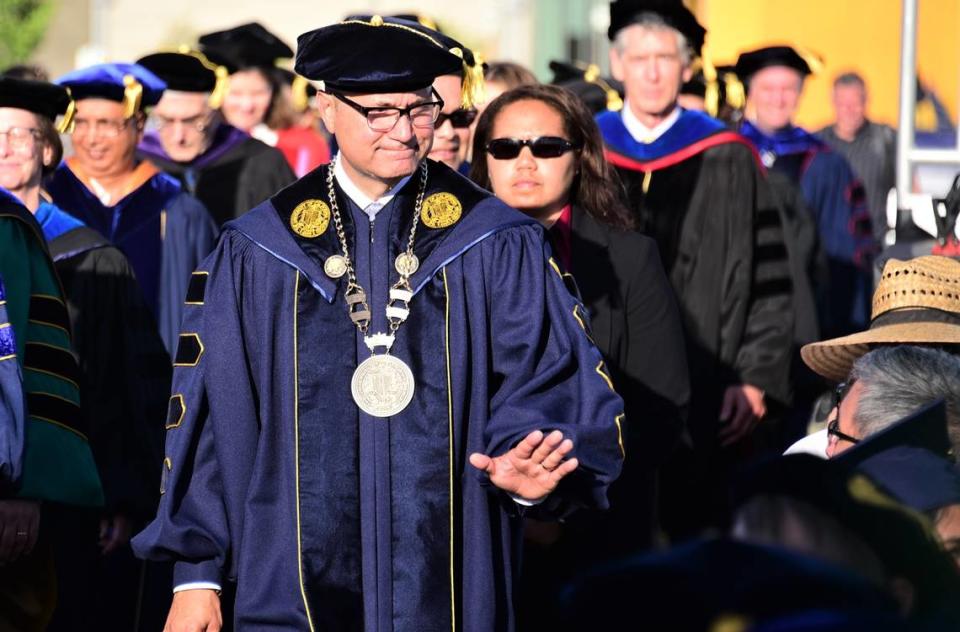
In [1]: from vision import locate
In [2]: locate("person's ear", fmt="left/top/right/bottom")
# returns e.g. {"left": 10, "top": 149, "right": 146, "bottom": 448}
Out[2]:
{"left": 681, "top": 63, "right": 694, "bottom": 84}
{"left": 41, "top": 142, "right": 54, "bottom": 168}
{"left": 317, "top": 92, "right": 336, "bottom": 135}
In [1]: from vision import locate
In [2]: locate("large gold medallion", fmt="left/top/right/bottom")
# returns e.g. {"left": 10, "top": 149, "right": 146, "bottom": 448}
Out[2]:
{"left": 290, "top": 199, "right": 331, "bottom": 238}
{"left": 351, "top": 354, "right": 415, "bottom": 418}
{"left": 421, "top": 192, "right": 462, "bottom": 229}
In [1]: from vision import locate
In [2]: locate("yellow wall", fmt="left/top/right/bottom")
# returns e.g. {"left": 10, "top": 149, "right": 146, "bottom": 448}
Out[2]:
{"left": 697, "top": 0, "right": 959, "bottom": 130}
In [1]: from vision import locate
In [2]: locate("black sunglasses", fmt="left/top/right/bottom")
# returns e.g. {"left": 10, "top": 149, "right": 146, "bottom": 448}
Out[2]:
{"left": 827, "top": 380, "right": 860, "bottom": 446}
{"left": 485, "top": 136, "right": 580, "bottom": 160}
{"left": 435, "top": 108, "right": 478, "bottom": 129}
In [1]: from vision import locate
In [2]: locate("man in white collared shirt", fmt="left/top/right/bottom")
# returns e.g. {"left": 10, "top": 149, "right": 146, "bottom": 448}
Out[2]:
{"left": 597, "top": 0, "right": 793, "bottom": 539}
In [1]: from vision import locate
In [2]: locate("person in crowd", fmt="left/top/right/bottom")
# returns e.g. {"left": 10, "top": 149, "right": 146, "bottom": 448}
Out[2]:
{"left": 851, "top": 445, "right": 960, "bottom": 568}
{"left": 43, "top": 63, "right": 217, "bottom": 354}
{"left": 0, "top": 74, "right": 170, "bottom": 631}
{"left": 471, "top": 82, "right": 689, "bottom": 624}
{"left": 483, "top": 61, "right": 539, "bottom": 110}
{"left": 601, "top": 0, "right": 794, "bottom": 538}
{"left": 731, "top": 454, "right": 960, "bottom": 627}
{"left": 269, "top": 68, "right": 330, "bottom": 176}
{"left": 549, "top": 60, "right": 624, "bottom": 115}
{"left": 736, "top": 45, "right": 876, "bottom": 340}
{"left": 0, "top": 188, "right": 102, "bottom": 631}
{"left": 136, "top": 49, "right": 296, "bottom": 226}
{"left": 198, "top": 22, "right": 292, "bottom": 136}
{"left": 132, "top": 16, "right": 625, "bottom": 630}
{"left": 467, "top": 61, "right": 539, "bottom": 164}
{"left": 821, "top": 346, "right": 960, "bottom": 459}
{"left": 818, "top": 72, "right": 897, "bottom": 244}
{"left": 790, "top": 255, "right": 960, "bottom": 456}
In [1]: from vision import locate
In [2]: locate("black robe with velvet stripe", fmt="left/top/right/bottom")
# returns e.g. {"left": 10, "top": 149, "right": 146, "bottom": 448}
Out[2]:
{"left": 599, "top": 110, "right": 794, "bottom": 447}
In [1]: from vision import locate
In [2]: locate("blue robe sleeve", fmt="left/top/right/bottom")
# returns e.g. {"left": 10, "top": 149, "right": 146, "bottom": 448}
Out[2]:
{"left": 133, "top": 235, "right": 239, "bottom": 588}
{"left": 801, "top": 152, "right": 875, "bottom": 335}
{"left": 476, "top": 225, "right": 625, "bottom": 515}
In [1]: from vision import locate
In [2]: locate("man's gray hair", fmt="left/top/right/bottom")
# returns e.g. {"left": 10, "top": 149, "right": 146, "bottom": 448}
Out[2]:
{"left": 850, "top": 345, "right": 960, "bottom": 452}
{"left": 834, "top": 71, "right": 867, "bottom": 91}
{"left": 611, "top": 12, "right": 693, "bottom": 67}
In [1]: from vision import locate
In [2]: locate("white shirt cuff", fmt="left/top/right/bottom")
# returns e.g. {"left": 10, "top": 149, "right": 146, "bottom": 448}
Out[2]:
{"left": 173, "top": 581, "right": 222, "bottom": 594}
{"left": 510, "top": 493, "right": 546, "bottom": 507}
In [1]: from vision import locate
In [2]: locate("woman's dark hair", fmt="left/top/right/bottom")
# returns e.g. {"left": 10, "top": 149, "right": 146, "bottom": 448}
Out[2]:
{"left": 35, "top": 113, "right": 63, "bottom": 178}
{"left": 469, "top": 83, "right": 634, "bottom": 230}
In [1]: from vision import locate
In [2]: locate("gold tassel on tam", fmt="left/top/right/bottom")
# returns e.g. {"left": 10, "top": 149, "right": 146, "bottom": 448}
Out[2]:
{"left": 57, "top": 91, "right": 76, "bottom": 134}
{"left": 461, "top": 52, "right": 485, "bottom": 109}
{"left": 208, "top": 65, "right": 230, "bottom": 110}
{"left": 291, "top": 75, "right": 310, "bottom": 113}
{"left": 642, "top": 170, "right": 653, "bottom": 194}
{"left": 122, "top": 75, "right": 143, "bottom": 119}
{"left": 724, "top": 72, "right": 746, "bottom": 111}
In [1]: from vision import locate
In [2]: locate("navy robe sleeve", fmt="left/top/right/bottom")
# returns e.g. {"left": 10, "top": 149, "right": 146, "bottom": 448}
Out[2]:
{"left": 801, "top": 152, "right": 875, "bottom": 336}
{"left": 133, "top": 235, "right": 240, "bottom": 587}
{"left": 158, "top": 193, "right": 219, "bottom": 354}
{"left": 476, "top": 225, "right": 625, "bottom": 514}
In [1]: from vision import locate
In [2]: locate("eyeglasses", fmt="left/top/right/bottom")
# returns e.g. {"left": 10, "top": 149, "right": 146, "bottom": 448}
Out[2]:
{"left": 153, "top": 113, "right": 212, "bottom": 133}
{"left": 485, "top": 136, "right": 580, "bottom": 160}
{"left": 71, "top": 117, "right": 133, "bottom": 138}
{"left": 827, "top": 380, "right": 860, "bottom": 446}
{"left": 434, "top": 108, "right": 477, "bottom": 129}
{"left": 331, "top": 91, "right": 445, "bottom": 132}
{"left": 0, "top": 127, "right": 40, "bottom": 150}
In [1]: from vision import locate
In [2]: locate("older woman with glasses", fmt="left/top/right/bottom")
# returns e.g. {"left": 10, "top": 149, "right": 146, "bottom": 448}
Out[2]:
{"left": 470, "top": 83, "right": 690, "bottom": 622}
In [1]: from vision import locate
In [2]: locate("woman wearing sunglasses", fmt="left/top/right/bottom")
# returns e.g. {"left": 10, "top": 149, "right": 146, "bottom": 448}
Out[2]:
{"left": 470, "top": 83, "right": 690, "bottom": 622}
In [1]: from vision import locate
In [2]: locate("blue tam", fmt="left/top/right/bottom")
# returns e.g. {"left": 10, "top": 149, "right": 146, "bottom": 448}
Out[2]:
{"left": 55, "top": 63, "right": 166, "bottom": 110}
{"left": 857, "top": 446, "right": 960, "bottom": 514}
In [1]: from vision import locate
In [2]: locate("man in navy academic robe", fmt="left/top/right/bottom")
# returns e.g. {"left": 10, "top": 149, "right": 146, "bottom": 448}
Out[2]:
{"left": 46, "top": 63, "right": 218, "bottom": 354}
{"left": 133, "top": 17, "right": 624, "bottom": 632}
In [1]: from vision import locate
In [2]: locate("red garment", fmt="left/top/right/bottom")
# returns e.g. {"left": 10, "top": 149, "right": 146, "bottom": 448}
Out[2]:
{"left": 548, "top": 204, "right": 573, "bottom": 270}
{"left": 275, "top": 126, "right": 331, "bottom": 177}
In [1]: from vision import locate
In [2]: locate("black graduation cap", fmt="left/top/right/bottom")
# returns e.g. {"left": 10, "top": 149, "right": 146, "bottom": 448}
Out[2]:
{"left": 295, "top": 15, "right": 464, "bottom": 94}
{"left": 856, "top": 446, "right": 960, "bottom": 515}
{"left": 136, "top": 51, "right": 221, "bottom": 93}
{"left": 198, "top": 22, "right": 293, "bottom": 73}
{"left": 0, "top": 76, "right": 71, "bottom": 122}
{"left": 734, "top": 45, "right": 818, "bottom": 82}
{"left": 607, "top": 0, "right": 706, "bottom": 55}
{"left": 833, "top": 399, "right": 952, "bottom": 468}
{"left": 549, "top": 60, "right": 624, "bottom": 114}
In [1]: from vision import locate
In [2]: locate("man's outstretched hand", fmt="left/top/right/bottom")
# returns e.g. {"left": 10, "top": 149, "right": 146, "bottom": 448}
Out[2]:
{"left": 469, "top": 430, "right": 578, "bottom": 503}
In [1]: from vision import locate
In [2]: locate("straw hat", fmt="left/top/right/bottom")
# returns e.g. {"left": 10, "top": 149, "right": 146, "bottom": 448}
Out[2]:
{"left": 801, "top": 256, "right": 960, "bottom": 382}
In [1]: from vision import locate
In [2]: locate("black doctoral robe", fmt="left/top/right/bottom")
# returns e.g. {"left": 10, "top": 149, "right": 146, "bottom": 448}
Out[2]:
{"left": 598, "top": 108, "right": 794, "bottom": 537}
{"left": 46, "top": 225, "right": 169, "bottom": 517}
{"left": 41, "top": 220, "right": 170, "bottom": 632}
{"left": 139, "top": 124, "right": 296, "bottom": 226}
